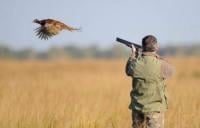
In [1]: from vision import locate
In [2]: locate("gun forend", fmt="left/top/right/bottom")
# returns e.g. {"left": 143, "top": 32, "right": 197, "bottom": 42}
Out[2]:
{"left": 116, "top": 37, "right": 142, "bottom": 49}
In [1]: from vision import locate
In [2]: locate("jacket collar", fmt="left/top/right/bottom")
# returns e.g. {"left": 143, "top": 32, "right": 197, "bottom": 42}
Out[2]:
{"left": 142, "top": 52, "right": 160, "bottom": 58}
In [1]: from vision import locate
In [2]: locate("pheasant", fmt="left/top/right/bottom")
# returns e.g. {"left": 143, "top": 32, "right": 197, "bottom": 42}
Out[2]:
{"left": 33, "top": 19, "right": 81, "bottom": 40}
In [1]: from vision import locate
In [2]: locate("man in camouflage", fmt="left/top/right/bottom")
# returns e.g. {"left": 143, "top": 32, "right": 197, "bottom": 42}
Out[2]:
{"left": 125, "top": 35, "right": 174, "bottom": 128}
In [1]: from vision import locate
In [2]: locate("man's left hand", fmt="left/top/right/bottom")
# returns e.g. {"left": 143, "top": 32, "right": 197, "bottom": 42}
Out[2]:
{"left": 130, "top": 44, "right": 136, "bottom": 59}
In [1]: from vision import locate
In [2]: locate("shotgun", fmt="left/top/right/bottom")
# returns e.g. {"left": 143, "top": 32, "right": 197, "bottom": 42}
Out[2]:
{"left": 116, "top": 37, "right": 143, "bottom": 57}
{"left": 116, "top": 37, "right": 166, "bottom": 60}
{"left": 116, "top": 37, "right": 142, "bottom": 49}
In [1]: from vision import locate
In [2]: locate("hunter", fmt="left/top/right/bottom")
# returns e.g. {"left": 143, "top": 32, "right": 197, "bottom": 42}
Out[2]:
{"left": 126, "top": 35, "right": 174, "bottom": 128}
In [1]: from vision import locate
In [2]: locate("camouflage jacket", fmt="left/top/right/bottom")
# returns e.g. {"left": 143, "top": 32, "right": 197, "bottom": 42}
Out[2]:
{"left": 126, "top": 52, "right": 174, "bottom": 113}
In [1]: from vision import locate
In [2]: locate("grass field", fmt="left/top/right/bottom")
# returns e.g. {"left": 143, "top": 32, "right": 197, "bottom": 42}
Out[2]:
{"left": 0, "top": 58, "right": 199, "bottom": 128}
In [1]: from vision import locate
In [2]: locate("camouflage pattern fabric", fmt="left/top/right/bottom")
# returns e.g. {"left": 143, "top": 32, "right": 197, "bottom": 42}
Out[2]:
{"left": 132, "top": 111, "right": 164, "bottom": 128}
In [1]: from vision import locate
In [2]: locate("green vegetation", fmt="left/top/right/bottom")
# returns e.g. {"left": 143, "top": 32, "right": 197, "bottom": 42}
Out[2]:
{"left": 0, "top": 42, "right": 199, "bottom": 59}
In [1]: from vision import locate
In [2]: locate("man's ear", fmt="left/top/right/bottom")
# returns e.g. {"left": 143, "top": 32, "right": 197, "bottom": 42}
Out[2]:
{"left": 155, "top": 43, "right": 159, "bottom": 51}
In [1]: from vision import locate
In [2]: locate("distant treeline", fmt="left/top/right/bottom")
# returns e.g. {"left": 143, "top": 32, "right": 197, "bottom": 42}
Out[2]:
{"left": 0, "top": 43, "right": 199, "bottom": 59}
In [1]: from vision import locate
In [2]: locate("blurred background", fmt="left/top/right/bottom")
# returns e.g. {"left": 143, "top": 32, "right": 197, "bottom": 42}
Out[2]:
{"left": 0, "top": 0, "right": 200, "bottom": 59}
{"left": 0, "top": 0, "right": 199, "bottom": 128}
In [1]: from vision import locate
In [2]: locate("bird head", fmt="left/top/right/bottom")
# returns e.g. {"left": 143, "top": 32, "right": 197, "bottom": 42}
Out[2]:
{"left": 33, "top": 19, "right": 40, "bottom": 23}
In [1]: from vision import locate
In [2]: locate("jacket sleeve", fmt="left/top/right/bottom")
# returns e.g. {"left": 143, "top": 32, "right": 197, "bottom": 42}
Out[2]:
{"left": 160, "top": 60, "right": 175, "bottom": 79}
{"left": 125, "top": 57, "right": 136, "bottom": 77}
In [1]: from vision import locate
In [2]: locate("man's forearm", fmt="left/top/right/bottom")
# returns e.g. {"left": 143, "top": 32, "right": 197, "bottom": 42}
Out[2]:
{"left": 125, "top": 57, "right": 135, "bottom": 76}
{"left": 125, "top": 44, "right": 137, "bottom": 76}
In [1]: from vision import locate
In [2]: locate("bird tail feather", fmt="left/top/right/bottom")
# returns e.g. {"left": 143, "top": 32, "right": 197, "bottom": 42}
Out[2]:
{"left": 74, "top": 27, "right": 82, "bottom": 32}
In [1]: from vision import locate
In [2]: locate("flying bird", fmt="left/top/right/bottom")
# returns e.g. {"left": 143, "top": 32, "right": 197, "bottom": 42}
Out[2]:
{"left": 33, "top": 19, "right": 81, "bottom": 40}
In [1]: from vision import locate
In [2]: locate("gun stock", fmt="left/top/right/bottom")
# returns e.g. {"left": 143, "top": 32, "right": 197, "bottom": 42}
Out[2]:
{"left": 116, "top": 37, "right": 142, "bottom": 49}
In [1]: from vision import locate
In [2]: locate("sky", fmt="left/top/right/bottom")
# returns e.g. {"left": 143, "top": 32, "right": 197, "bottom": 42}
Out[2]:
{"left": 0, "top": 0, "right": 200, "bottom": 50}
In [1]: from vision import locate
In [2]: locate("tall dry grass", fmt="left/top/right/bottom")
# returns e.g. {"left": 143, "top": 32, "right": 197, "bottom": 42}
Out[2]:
{"left": 0, "top": 58, "right": 199, "bottom": 128}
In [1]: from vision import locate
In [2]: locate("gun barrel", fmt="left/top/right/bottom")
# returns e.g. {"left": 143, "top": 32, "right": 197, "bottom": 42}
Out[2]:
{"left": 116, "top": 37, "right": 142, "bottom": 49}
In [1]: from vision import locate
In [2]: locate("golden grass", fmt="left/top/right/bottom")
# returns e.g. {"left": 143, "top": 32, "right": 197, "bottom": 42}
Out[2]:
{"left": 0, "top": 58, "right": 199, "bottom": 128}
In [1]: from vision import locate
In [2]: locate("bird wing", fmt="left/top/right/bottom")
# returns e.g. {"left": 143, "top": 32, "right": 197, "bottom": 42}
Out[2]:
{"left": 34, "top": 20, "right": 61, "bottom": 40}
{"left": 34, "top": 27, "right": 51, "bottom": 40}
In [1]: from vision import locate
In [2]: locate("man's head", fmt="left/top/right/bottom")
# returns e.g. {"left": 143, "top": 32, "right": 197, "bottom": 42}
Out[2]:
{"left": 142, "top": 35, "right": 158, "bottom": 52}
